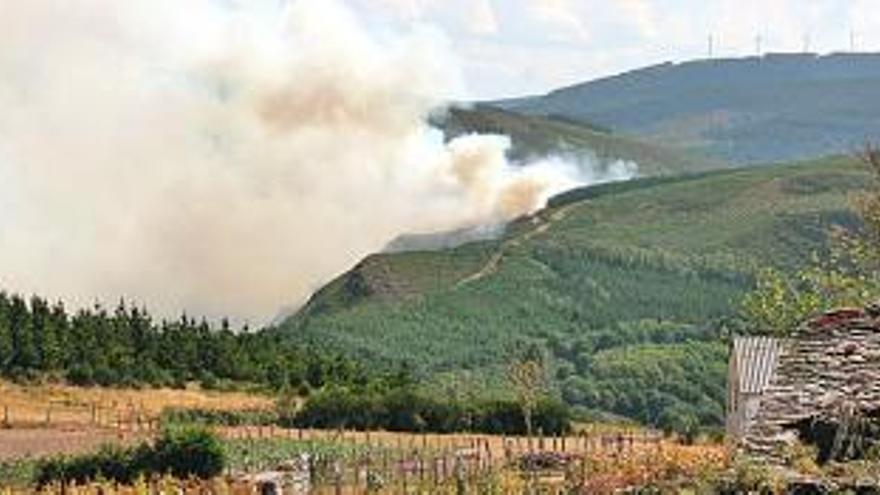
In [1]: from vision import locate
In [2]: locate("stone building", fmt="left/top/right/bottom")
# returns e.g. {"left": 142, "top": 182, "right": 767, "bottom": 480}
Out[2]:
{"left": 727, "top": 305, "right": 880, "bottom": 463}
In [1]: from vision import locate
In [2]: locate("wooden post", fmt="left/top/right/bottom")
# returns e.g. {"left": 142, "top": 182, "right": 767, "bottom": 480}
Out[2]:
{"left": 334, "top": 461, "right": 343, "bottom": 495}
{"left": 402, "top": 457, "right": 408, "bottom": 494}
{"left": 45, "top": 405, "right": 51, "bottom": 426}
{"left": 487, "top": 442, "right": 493, "bottom": 472}
{"left": 581, "top": 454, "right": 587, "bottom": 484}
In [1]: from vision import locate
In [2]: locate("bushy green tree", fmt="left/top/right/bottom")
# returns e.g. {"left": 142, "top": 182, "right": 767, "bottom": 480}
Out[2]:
{"left": 741, "top": 146, "right": 880, "bottom": 335}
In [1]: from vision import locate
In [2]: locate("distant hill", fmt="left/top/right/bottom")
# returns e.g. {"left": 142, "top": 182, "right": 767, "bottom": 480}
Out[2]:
{"left": 281, "top": 155, "right": 867, "bottom": 430}
{"left": 494, "top": 53, "right": 880, "bottom": 164}
{"left": 434, "top": 106, "right": 725, "bottom": 176}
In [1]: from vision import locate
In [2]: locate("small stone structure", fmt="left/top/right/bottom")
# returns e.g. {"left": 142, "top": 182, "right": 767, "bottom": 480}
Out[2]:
{"left": 728, "top": 305, "right": 880, "bottom": 463}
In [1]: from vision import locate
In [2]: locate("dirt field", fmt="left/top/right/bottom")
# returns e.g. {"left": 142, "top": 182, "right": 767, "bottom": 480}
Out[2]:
{"left": 0, "top": 428, "right": 150, "bottom": 461}
{"left": 0, "top": 380, "right": 274, "bottom": 461}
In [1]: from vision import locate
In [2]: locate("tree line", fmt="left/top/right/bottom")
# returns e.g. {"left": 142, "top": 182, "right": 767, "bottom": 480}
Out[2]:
{"left": 0, "top": 291, "right": 382, "bottom": 391}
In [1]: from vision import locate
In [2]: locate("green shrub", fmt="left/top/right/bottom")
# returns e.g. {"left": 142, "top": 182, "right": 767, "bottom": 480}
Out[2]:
{"left": 160, "top": 407, "right": 278, "bottom": 427}
{"left": 35, "top": 427, "right": 224, "bottom": 486}
{"left": 154, "top": 427, "right": 224, "bottom": 479}
{"left": 291, "top": 386, "right": 571, "bottom": 435}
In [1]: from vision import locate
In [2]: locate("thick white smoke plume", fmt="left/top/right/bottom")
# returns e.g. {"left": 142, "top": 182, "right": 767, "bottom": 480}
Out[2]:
{"left": 0, "top": 0, "right": 637, "bottom": 323}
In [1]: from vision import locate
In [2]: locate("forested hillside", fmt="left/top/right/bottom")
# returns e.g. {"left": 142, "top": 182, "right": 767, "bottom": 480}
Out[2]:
{"left": 284, "top": 156, "right": 868, "bottom": 431}
{"left": 496, "top": 53, "right": 880, "bottom": 164}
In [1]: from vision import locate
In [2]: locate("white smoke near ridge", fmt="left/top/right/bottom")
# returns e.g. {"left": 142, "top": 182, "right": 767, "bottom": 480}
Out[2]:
{"left": 0, "top": 0, "right": 637, "bottom": 323}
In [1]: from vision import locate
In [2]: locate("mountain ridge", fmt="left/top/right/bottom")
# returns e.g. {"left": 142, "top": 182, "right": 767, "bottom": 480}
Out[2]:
{"left": 493, "top": 52, "right": 880, "bottom": 164}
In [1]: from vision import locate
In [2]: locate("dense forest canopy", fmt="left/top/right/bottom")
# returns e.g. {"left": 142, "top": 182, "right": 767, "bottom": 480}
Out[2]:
{"left": 0, "top": 291, "right": 374, "bottom": 392}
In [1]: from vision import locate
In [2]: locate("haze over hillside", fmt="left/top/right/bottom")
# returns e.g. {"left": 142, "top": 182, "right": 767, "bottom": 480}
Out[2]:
{"left": 384, "top": 105, "right": 728, "bottom": 253}
{"left": 495, "top": 52, "right": 880, "bottom": 164}
{"left": 434, "top": 106, "right": 725, "bottom": 175}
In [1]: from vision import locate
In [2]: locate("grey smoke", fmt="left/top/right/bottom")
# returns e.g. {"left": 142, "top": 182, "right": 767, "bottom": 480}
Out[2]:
{"left": 0, "top": 0, "right": 637, "bottom": 323}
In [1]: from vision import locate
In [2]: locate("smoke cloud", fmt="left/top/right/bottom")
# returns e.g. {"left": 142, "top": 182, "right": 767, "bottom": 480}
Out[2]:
{"left": 0, "top": 0, "right": 636, "bottom": 323}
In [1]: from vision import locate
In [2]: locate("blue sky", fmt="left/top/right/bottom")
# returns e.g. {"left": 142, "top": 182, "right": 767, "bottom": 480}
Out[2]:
{"left": 347, "top": 0, "right": 880, "bottom": 99}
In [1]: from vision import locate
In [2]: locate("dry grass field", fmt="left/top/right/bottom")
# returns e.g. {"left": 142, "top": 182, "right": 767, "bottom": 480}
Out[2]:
{"left": 0, "top": 428, "right": 142, "bottom": 462}
{"left": 1, "top": 427, "right": 730, "bottom": 494}
{"left": 0, "top": 381, "right": 731, "bottom": 493}
{"left": 0, "top": 380, "right": 273, "bottom": 426}
{"left": 0, "top": 380, "right": 273, "bottom": 461}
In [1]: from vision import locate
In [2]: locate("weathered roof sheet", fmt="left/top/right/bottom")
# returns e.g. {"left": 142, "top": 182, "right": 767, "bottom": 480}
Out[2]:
{"left": 733, "top": 336, "right": 783, "bottom": 394}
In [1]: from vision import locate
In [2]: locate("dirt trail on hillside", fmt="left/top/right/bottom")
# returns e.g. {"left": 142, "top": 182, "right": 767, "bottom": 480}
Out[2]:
{"left": 457, "top": 204, "right": 577, "bottom": 286}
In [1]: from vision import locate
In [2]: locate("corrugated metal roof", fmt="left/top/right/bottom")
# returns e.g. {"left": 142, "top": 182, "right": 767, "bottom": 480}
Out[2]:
{"left": 733, "top": 336, "right": 783, "bottom": 394}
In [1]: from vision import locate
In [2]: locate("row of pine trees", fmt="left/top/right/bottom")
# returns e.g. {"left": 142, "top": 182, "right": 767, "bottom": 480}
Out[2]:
{"left": 0, "top": 291, "right": 372, "bottom": 391}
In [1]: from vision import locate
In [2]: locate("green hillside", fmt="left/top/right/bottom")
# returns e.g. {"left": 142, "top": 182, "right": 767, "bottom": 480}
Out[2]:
{"left": 435, "top": 106, "right": 726, "bottom": 176}
{"left": 282, "top": 156, "right": 867, "bottom": 430}
{"left": 496, "top": 53, "right": 880, "bottom": 164}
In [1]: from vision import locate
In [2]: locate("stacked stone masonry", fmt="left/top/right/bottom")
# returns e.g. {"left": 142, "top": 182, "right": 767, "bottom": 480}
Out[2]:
{"left": 742, "top": 306, "right": 880, "bottom": 462}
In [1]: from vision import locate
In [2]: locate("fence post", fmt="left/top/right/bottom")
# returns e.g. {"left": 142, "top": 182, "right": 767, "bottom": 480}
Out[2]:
{"left": 402, "top": 456, "right": 408, "bottom": 494}
{"left": 2, "top": 405, "right": 8, "bottom": 427}
{"left": 581, "top": 454, "right": 587, "bottom": 485}
{"left": 334, "top": 461, "right": 343, "bottom": 495}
